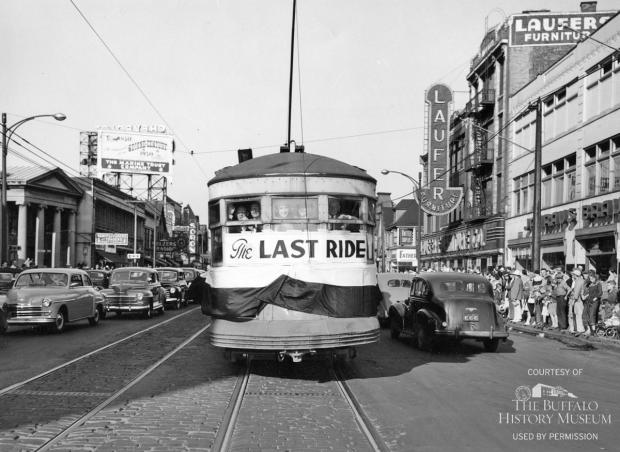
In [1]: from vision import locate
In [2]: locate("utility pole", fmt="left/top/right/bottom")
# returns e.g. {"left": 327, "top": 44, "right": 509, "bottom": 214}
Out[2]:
{"left": 531, "top": 98, "right": 542, "bottom": 272}
{"left": 418, "top": 171, "right": 423, "bottom": 272}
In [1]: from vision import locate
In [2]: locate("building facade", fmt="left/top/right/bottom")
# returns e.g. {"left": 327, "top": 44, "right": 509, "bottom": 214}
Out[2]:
{"left": 419, "top": 1, "right": 615, "bottom": 272}
{"left": 385, "top": 199, "right": 420, "bottom": 272}
{"left": 506, "top": 11, "right": 620, "bottom": 276}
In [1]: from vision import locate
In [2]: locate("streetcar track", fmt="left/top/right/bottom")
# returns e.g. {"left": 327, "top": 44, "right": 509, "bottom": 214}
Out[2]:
{"left": 36, "top": 321, "right": 211, "bottom": 452}
{"left": 0, "top": 306, "right": 200, "bottom": 397}
{"left": 216, "top": 358, "right": 390, "bottom": 452}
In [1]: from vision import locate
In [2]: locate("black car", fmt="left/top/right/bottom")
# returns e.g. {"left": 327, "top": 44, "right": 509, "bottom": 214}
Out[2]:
{"left": 389, "top": 272, "right": 509, "bottom": 352}
{"left": 86, "top": 270, "right": 110, "bottom": 289}
{"left": 156, "top": 268, "right": 188, "bottom": 310}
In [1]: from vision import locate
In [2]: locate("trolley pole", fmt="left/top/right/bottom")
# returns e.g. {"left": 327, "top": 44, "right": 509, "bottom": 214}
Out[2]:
{"left": 286, "top": 0, "right": 297, "bottom": 150}
{"left": 531, "top": 98, "right": 542, "bottom": 272}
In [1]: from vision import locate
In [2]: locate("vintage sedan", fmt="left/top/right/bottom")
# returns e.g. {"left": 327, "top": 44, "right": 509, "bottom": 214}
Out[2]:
{"left": 100, "top": 267, "right": 165, "bottom": 318}
{"left": 86, "top": 270, "right": 110, "bottom": 289}
{"left": 389, "top": 272, "right": 509, "bottom": 352}
{"left": 376, "top": 273, "right": 413, "bottom": 328}
{"left": 156, "top": 267, "right": 188, "bottom": 310}
{"left": 3, "top": 268, "right": 105, "bottom": 334}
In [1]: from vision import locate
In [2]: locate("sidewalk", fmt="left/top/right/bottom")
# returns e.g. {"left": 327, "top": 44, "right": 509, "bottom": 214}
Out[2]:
{"left": 507, "top": 320, "right": 620, "bottom": 353}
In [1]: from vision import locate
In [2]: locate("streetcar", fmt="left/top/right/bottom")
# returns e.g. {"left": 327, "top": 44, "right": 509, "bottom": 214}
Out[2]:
{"left": 203, "top": 150, "right": 381, "bottom": 362}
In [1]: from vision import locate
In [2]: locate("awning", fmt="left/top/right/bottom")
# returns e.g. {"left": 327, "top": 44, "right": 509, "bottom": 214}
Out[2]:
{"left": 95, "top": 251, "right": 127, "bottom": 265}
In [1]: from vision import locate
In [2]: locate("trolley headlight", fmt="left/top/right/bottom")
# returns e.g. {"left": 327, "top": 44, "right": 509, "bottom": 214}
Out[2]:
{"left": 441, "top": 321, "right": 448, "bottom": 328}
{"left": 170, "top": 287, "right": 176, "bottom": 294}
{"left": 135, "top": 293, "right": 144, "bottom": 301}
{"left": 42, "top": 297, "right": 52, "bottom": 307}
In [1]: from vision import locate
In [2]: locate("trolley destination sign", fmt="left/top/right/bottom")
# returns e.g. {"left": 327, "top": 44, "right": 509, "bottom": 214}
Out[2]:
{"left": 419, "top": 83, "right": 463, "bottom": 216}
{"left": 226, "top": 234, "right": 373, "bottom": 262}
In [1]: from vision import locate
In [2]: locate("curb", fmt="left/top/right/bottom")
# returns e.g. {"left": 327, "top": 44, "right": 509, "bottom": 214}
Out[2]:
{"left": 508, "top": 322, "right": 620, "bottom": 353}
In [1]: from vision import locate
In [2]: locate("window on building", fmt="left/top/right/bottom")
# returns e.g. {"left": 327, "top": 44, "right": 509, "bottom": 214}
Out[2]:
{"left": 514, "top": 172, "right": 534, "bottom": 215}
{"left": 583, "top": 137, "right": 620, "bottom": 197}
{"left": 585, "top": 56, "right": 620, "bottom": 119}
{"left": 586, "top": 164, "right": 596, "bottom": 196}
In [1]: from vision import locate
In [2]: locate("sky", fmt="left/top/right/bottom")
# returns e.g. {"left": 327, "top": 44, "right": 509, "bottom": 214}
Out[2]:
{"left": 2, "top": 0, "right": 620, "bottom": 220}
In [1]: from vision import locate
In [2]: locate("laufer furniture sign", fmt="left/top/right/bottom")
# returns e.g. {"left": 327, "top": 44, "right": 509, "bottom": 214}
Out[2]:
{"left": 510, "top": 12, "right": 614, "bottom": 47}
{"left": 419, "top": 83, "right": 463, "bottom": 216}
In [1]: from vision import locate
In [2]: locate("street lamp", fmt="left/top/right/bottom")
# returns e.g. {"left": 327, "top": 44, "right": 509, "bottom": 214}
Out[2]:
{"left": 381, "top": 169, "right": 423, "bottom": 272}
{"left": 1, "top": 112, "right": 66, "bottom": 263}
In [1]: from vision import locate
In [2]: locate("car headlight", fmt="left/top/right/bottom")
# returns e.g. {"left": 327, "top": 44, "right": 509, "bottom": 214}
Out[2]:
{"left": 170, "top": 287, "right": 176, "bottom": 294}
{"left": 42, "top": 297, "right": 52, "bottom": 307}
{"left": 136, "top": 293, "right": 144, "bottom": 301}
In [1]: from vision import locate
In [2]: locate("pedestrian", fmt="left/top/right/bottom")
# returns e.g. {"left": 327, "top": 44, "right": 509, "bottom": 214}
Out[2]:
{"left": 553, "top": 271, "right": 570, "bottom": 330}
{"left": 508, "top": 270, "right": 523, "bottom": 322}
{"left": 583, "top": 272, "right": 602, "bottom": 336}
{"left": 566, "top": 269, "right": 586, "bottom": 333}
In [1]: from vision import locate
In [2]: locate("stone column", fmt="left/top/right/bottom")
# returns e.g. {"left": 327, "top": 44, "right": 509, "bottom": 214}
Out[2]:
{"left": 35, "top": 205, "right": 46, "bottom": 266}
{"left": 53, "top": 207, "right": 62, "bottom": 268}
{"left": 68, "top": 210, "right": 76, "bottom": 267}
{"left": 16, "top": 203, "right": 28, "bottom": 262}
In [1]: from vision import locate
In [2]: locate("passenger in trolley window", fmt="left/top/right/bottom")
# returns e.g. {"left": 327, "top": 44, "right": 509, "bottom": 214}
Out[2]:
{"left": 247, "top": 202, "right": 262, "bottom": 232}
{"left": 228, "top": 203, "right": 242, "bottom": 233}
{"left": 328, "top": 198, "right": 359, "bottom": 231}
{"left": 273, "top": 201, "right": 293, "bottom": 231}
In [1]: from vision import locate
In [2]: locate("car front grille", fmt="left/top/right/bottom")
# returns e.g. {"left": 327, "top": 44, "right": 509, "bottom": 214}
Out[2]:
{"left": 7, "top": 305, "right": 46, "bottom": 317}
{"left": 104, "top": 295, "right": 139, "bottom": 304}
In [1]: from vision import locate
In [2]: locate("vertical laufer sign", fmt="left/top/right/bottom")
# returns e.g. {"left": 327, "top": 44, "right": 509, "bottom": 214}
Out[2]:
{"left": 419, "top": 83, "right": 463, "bottom": 215}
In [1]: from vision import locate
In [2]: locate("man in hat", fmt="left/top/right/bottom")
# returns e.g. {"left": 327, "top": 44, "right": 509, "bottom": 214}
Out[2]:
{"left": 553, "top": 271, "right": 570, "bottom": 330}
{"left": 566, "top": 268, "right": 586, "bottom": 333}
{"left": 508, "top": 269, "right": 523, "bottom": 322}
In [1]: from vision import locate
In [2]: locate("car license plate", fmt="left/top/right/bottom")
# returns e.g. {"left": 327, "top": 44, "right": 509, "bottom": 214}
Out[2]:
{"left": 464, "top": 313, "right": 479, "bottom": 322}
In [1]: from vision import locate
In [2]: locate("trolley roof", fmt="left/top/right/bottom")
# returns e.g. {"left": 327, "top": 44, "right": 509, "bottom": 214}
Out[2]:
{"left": 207, "top": 152, "right": 376, "bottom": 186}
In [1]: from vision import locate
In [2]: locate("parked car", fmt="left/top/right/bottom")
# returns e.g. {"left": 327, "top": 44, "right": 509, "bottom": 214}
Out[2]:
{"left": 0, "top": 272, "right": 14, "bottom": 294}
{"left": 86, "top": 270, "right": 110, "bottom": 289}
{"left": 3, "top": 268, "right": 106, "bottom": 334}
{"left": 156, "top": 268, "right": 188, "bottom": 309}
{"left": 377, "top": 273, "right": 413, "bottom": 327}
{"left": 389, "top": 272, "right": 509, "bottom": 352}
{"left": 100, "top": 267, "right": 165, "bottom": 318}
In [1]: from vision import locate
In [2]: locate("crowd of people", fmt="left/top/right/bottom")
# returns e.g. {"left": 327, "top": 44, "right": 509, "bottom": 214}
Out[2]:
{"left": 484, "top": 266, "right": 620, "bottom": 337}
{"left": 412, "top": 265, "right": 620, "bottom": 337}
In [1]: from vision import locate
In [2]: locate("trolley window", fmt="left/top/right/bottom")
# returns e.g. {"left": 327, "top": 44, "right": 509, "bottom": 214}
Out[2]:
{"left": 272, "top": 198, "right": 318, "bottom": 231}
{"left": 208, "top": 201, "right": 220, "bottom": 226}
{"left": 211, "top": 227, "right": 223, "bottom": 263}
{"left": 328, "top": 197, "right": 362, "bottom": 232}
{"left": 226, "top": 199, "right": 262, "bottom": 233}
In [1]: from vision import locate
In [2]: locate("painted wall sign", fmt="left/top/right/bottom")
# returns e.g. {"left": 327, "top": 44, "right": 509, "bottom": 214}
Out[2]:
{"left": 582, "top": 198, "right": 620, "bottom": 226}
{"left": 525, "top": 208, "right": 577, "bottom": 233}
{"left": 510, "top": 12, "right": 613, "bottom": 46}
{"left": 421, "top": 227, "right": 486, "bottom": 256}
{"left": 419, "top": 83, "right": 463, "bottom": 215}
{"left": 95, "top": 233, "right": 128, "bottom": 246}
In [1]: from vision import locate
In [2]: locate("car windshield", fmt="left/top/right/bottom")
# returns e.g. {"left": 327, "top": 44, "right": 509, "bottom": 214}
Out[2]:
{"left": 111, "top": 270, "right": 150, "bottom": 283}
{"left": 158, "top": 271, "right": 178, "bottom": 282}
{"left": 15, "top": 272, "right": 68, "bottom": 288}
{"left": 184, "top": 271, "right": 194, "bottom": 280}
{"left": 434, "top": 280, "right": 491, "bottom": 297}
{"left": 0, "top": 273, "right": 12, "bottom": 281}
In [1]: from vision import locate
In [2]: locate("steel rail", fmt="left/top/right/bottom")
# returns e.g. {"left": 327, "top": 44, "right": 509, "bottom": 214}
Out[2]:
{"left": 212, "top": 360, "right": 251, "bottom": 452}
{"left": 332, "top": 363, "right": 390, "bottom": 452}
{"left": 35, "top": 320, "right": 211, "bottom": 452}
{"left": 0, "top": 306, "right": 200, "bottom": 397}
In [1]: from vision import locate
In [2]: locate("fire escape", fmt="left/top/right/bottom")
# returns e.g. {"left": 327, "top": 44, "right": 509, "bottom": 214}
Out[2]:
{"left": 464, "top": 88, "right": 495, "bottom": 222}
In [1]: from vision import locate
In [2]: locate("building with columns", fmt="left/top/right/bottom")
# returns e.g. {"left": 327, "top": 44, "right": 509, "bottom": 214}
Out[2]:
{"left": 6, "top": 166, "right": 83, "bottom": 267}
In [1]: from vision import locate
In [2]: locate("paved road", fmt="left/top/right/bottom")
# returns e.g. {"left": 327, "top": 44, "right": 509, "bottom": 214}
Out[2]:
{"left": 344, "top": 329, "right": 620, "bottom": 452}
{"left": 2, "top": 316, "right": 619, "bottom": 451}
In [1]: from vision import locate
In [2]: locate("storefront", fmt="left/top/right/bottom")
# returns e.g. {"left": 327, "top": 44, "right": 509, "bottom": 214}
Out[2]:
{"left": 506, "top": 198, "right": 619, "bottom": 276}
{"left": 575, "top": 199, "right": 619, "bottom": 277}
{"left": 419, "top": 219, "right": 505, "bottom": 271}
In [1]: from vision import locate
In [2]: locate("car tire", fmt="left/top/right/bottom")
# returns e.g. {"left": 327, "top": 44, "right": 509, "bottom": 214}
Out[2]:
{"left": 416, "top": 323, "right": 435, "bottom": 352}
{"left": 99, "top": 306, "right": 107, "bottom": 320}
{"left": 50, "top": 310, "right": 66, "bottom": 334}
{"left": 88, "top": 307, "right": 100, "bottom": 326}
{"left": 389, "top": 314, "right": 401, "bottom": 339}
{"left": 483, "top": 338, "right": 500, "bottom": 352}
